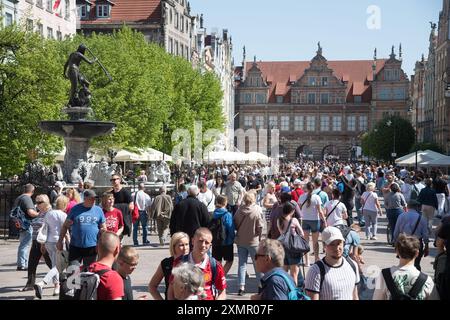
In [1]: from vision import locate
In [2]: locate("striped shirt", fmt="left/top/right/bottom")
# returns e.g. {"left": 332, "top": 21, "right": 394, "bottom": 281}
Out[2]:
{"left": 305, "top": 257, "right": 360, "bottom": 300}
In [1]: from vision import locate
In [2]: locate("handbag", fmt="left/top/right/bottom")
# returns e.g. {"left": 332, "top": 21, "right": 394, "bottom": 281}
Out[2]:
{"left": 278, "top": 219, "right": 310, "bottom": 256}
{"left": 132, "top": 192, "right": 140, "bottom": 224}
{"left": 36, "top": 223, "right": 48, "bottom": 244}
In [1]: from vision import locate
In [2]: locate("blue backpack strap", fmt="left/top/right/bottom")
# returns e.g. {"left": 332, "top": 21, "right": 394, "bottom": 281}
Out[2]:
{"left": 267, "top": 271, "right": 296, "bottom": 292}
{"left": 209, "top": 252, "right": 217, "bottom": 284}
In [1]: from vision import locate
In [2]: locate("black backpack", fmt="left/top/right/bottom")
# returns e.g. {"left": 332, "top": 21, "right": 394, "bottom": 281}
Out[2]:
{"left": 434, "top": 252, "right": 450, "bottom": 300}
{"left": 382, "top": 268, "right": 428, "bottom": 300}
{"left": 209, "top": 215, "right": 227, "bottom": 246}
{"left": 316, "top": 256, "right": 357, "bottom": 291}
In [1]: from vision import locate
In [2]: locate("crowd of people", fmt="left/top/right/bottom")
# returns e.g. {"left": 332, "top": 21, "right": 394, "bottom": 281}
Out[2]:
{"left": 10, "top": 160, "right": 450, "bottom": 300}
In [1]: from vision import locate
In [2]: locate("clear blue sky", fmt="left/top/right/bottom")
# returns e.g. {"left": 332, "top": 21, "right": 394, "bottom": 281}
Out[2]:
{"left": 191, "top": 0, "right": 442, "bottom": 77}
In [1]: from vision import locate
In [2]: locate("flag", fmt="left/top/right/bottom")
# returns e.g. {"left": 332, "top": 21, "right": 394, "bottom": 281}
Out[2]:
{"left": 53, "top": 0, "right": 61, "bottom": 11}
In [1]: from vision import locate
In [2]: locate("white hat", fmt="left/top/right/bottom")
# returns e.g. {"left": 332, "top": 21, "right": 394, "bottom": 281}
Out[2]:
{"left": 294, "top": 179, "right": 302, "bottom": 185}
{"left": 322, "top": 226, "right": 345, "bottom": 245}
{"left": 54, "top": 181, "right": 64, "bottom": 189}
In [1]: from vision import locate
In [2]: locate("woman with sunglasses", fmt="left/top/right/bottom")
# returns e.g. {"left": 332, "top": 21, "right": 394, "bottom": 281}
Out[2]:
{"left": 33, "top": 195, "right": 70, "bottom": 298}
{"left": 148, "top": 232, "right": 190, "bottom": 300}
{"left": 19, "top": 195, "right": 52, "bottom": 293}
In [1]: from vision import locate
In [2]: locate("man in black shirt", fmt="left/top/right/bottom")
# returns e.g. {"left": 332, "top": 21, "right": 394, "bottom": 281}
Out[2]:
{"left": 14, "top": 184, "right": 39, "bottom": 271}
{"left": 116, "top": 246, "right": 140, "bottom": 300}
{"left": 111, "top": 174, "right": 134, "bottom": 237}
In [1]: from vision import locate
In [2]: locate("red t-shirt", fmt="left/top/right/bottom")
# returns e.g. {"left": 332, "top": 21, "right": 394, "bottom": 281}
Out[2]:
{"left": 88, "top": 262, "right": 124, "bottom": 300}
{"left": 103, "top": 208, "right": 124, "bottom": 233}
{"left": 291, "top": 187, "right": 304, "bottom": 203}
{"left": 172, "top": 254, "right": 227, "bottom": 300}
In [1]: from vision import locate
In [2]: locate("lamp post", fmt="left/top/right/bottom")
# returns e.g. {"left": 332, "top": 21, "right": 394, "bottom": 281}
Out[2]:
{"left": 386, "top": 120, "right": 396, "bottom": 165}
{"left": 408, "top": 104, "right": 418, "bottom": 171}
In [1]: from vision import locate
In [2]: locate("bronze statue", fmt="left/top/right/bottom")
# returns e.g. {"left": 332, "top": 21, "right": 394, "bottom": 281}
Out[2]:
{"left": 63, "top": 44, "right": 96, "bottom": 107}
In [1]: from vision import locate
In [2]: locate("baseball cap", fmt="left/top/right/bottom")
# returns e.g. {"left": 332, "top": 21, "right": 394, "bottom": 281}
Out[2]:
{"left": 322, "top": 226, "right": 345, "bottom": 245}
{"left": 294, "top": 179, "right": 302, "bottom": 185}
{"left": 281, "top": 186, "right": 291, "bottom": 193}
{"left": 83, "top": 189, "right": 96, "bottom": 198}
{"left": 55, "top": 181, "right": 64, "bottom": 189}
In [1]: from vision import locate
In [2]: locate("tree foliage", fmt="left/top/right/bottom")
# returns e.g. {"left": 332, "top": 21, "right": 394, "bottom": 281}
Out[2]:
{"left": 0, "top": 26, "right": 225, "bottom": 177}
{"left": 410, "top": 142, "right": 445, "bottom": 154}
{"left": 361, "top": 115, "right": 415, "bottom": 161}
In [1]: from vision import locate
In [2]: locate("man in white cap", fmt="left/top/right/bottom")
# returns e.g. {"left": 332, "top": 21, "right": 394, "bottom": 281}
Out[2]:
{"left": 305, "top": 226, "right": 360, "bottom": 300}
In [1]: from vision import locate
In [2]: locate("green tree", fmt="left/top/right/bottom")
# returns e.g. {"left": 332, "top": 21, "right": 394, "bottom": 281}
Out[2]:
{"left": 410, "top": 142, "right": 445, "bottom": 154}
{"left": 0, "top": 26, "right": 65, "bottom": 177}
{"left": 361, "top": 115, "right": 415, "bottom": 161}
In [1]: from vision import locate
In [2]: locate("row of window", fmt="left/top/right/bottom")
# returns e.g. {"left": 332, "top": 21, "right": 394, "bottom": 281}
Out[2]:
{"left": 25, "top": 18, "right": 63, "bottom": 40}
{"left": 78, "top": 4, "right": 109, "bottom": 19}
{"left": 244, "top": 115, "right": 368, "bottom": 132}
{"left": 168, "top": 38, "right": 190, "bottom": 59}
{"left": 384, "top": 69, "right": 400, "bottom": 81}
{"left": 168, "top": 8, "right": 190, "bottom": 34}
{"left": 27, "top": 0, "right": 71, "bottom": 19}
{"left": 308, "top": 76, "right": 328, "bottom": 86}
{"left": 377, "top": 87, "right": 406, "bottom": 100}
{"left": 240, "top": 92, "right": 347, "bottom": 104}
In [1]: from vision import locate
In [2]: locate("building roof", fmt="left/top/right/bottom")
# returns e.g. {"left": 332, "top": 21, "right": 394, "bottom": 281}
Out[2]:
{"left": 241, "top": 59, "right": 386, "bottom": 103}
{"left": 80, "top": 0, "right": 162, "bottom": 25}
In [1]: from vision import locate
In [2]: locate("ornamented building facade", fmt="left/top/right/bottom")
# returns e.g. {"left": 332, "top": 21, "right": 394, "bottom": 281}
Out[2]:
{"left": 77, "top": 0, "right": 195, "bottom": 60}
{"left": 234, "top": 45, "right": 410, "bottom": 160}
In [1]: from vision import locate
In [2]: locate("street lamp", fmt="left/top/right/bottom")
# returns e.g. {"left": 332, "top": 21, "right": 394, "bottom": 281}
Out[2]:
{"left": 386, "top": 119, "right": 396, "bottom": 165}
{"left": 408, "top": 104, "right": 418, "bottom": 171}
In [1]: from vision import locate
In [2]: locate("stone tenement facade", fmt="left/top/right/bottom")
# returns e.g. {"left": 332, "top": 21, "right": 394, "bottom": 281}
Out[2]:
{"left": 234, "top": 45, "right": 410, "bottom": 161}
{"left": 77, "top": 0, "right": 195, "bottom": 60}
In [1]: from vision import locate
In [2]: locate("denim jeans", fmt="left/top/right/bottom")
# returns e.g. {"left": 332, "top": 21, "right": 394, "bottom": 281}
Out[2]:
{"left": 133, "top": 210, "right": 148, "bottom": 244}
{"left": 237, "top": 245, "right": 261, "bottom": 287}
{"left": 17, "top": 226, "right": 32, "bottom": 268}
{"left": 355, "top": 196, "right": 365, "bottom": 225}
{"left": 386, "top": 208, "right": 403, "bottom": 240}
{"left": 363, "top": 209, "right": 378, "bottom": 238}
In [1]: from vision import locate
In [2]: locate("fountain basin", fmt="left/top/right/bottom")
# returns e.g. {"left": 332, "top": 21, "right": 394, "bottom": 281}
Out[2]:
{"left": 39, "top": 120, "right": 116, "bottom": 138}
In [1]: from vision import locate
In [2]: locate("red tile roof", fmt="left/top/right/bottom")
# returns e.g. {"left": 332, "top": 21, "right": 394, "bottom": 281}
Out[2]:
{"left": 81, "top": 0, "right": 162, "bottom": 25}
{"left": 242, "top": 59, "right": 386, "bottom": 103}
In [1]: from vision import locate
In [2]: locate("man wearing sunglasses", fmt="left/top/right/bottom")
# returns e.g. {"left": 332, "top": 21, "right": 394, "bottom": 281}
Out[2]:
{"left": 110, "top": 174, "right": 134, "bottom": 238}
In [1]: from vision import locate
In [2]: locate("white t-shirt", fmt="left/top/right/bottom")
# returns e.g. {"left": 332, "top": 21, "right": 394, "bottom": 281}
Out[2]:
{"left": 298, "top": 193, "right": 322, "bottom": 221}
{"left": 373, "top": 265, "right": 439, "bottom": 300}
{"left": 134, "top": 190, "right": 152, "bottom": 211}
{"left": 305, "top": 257, "right": 360, "bottom": 300}
{"left": 198, "top": 189, "right": 215, "bottom": 213}
{"left": 44, "top": 209, "right": 67, "bottom": 243}
{"left": 360, "top": 191, "right": 378, "bottom": 212}
{"left": 324, "top": 200, "right": 347, "bottom": 226}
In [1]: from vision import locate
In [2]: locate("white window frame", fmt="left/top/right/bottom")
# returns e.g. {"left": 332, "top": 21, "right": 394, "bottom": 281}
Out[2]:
{"left": 306, "top": 116, "right": 316, "bottom": 132}
{"left": 4, "top": 12, "right": 13, "bottom": 26}
{"left": 321, "top": 77, "right": 328, "bottom": 86}
{"left": 294, "top": 116, "right": 304, "bottom": 131}
{"left": 281, "top": 116, "right": 290, "bottom": 131}
{"left": 332, "top": 116, "right": 342, "bottom": 132}
{"left": 347, "top": 116, "right": 356, "bottom": 131}
{"left": 97, "top": 4, "right": 110, "bottom": 18}
{"left": 269, "top": 116, "right": 278, "bottom": 128}
{"left": 359, "top": 115, "right": 368, "bottom": 131}
{"left": 47, "top": 27, "right": 53, "bottom": 39}
{"left": 320, "top": 116, "right": 329, "bottom": 132}
{"left": 244, "top": 116, "right": 253, "bottom": 128}
{"left": 255, "top": 116, "right": 264, "bottom": 128}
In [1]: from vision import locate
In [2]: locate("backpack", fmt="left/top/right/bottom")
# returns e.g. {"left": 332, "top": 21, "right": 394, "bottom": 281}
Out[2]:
{"left": 334, "top": 224, "right": 352, "bottom": 240}
{"left": 316, "top": 256, "right": 357, "bottom": 291}
{"left": 382, "top": 268, "right": 428, "bottom": 300}
{"left": 410, "top": 185, "right": 420, "bottom": 201}
{"left": 266, "top": 271, "right": 310, "bottom": 300}
{"left": 434, "top": 252, "right": 450, "bottom": 300}
{"left": 209, "top": 215, "right": 227, "bottom": 246}
{"left": 59, "top": 262, "right": 111, "bottom": 300}
{"left": 9, "top": 203, "right": 32, "bottom": 232}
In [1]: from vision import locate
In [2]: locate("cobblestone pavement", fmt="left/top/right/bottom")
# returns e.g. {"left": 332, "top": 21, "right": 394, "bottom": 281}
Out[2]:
{"left": 0, "top": 213, "right": 439, "bottom": 300}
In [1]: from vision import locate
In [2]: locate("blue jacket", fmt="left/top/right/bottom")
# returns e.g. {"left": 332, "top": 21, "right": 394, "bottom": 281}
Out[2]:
{"left": 213, "top": 207, "right": 235, "bottom": 246}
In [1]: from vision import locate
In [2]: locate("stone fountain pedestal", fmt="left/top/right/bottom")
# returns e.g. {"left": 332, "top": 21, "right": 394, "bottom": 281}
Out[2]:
{"left": 39, "top": 106, "right": 115, "bottom": 180}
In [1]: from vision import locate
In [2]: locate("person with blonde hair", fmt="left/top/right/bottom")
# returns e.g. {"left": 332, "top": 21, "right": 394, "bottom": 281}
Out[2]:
{"left": 360, "top": 182, "right": 382, "bottom": 240}
{"left": 65, "top": 187, "right": 81, "bottom": 214}
{"left": 171, "top": 263, "right": 206, "bottom": 300}
{"left": 33, "top": 195, "right": 69, "bottom": 298}
{"left": 149, "top": 232, "right": 190, "bottom": 300}
{"left": 234, "top": 191, "right": 265, "bottom": 295}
